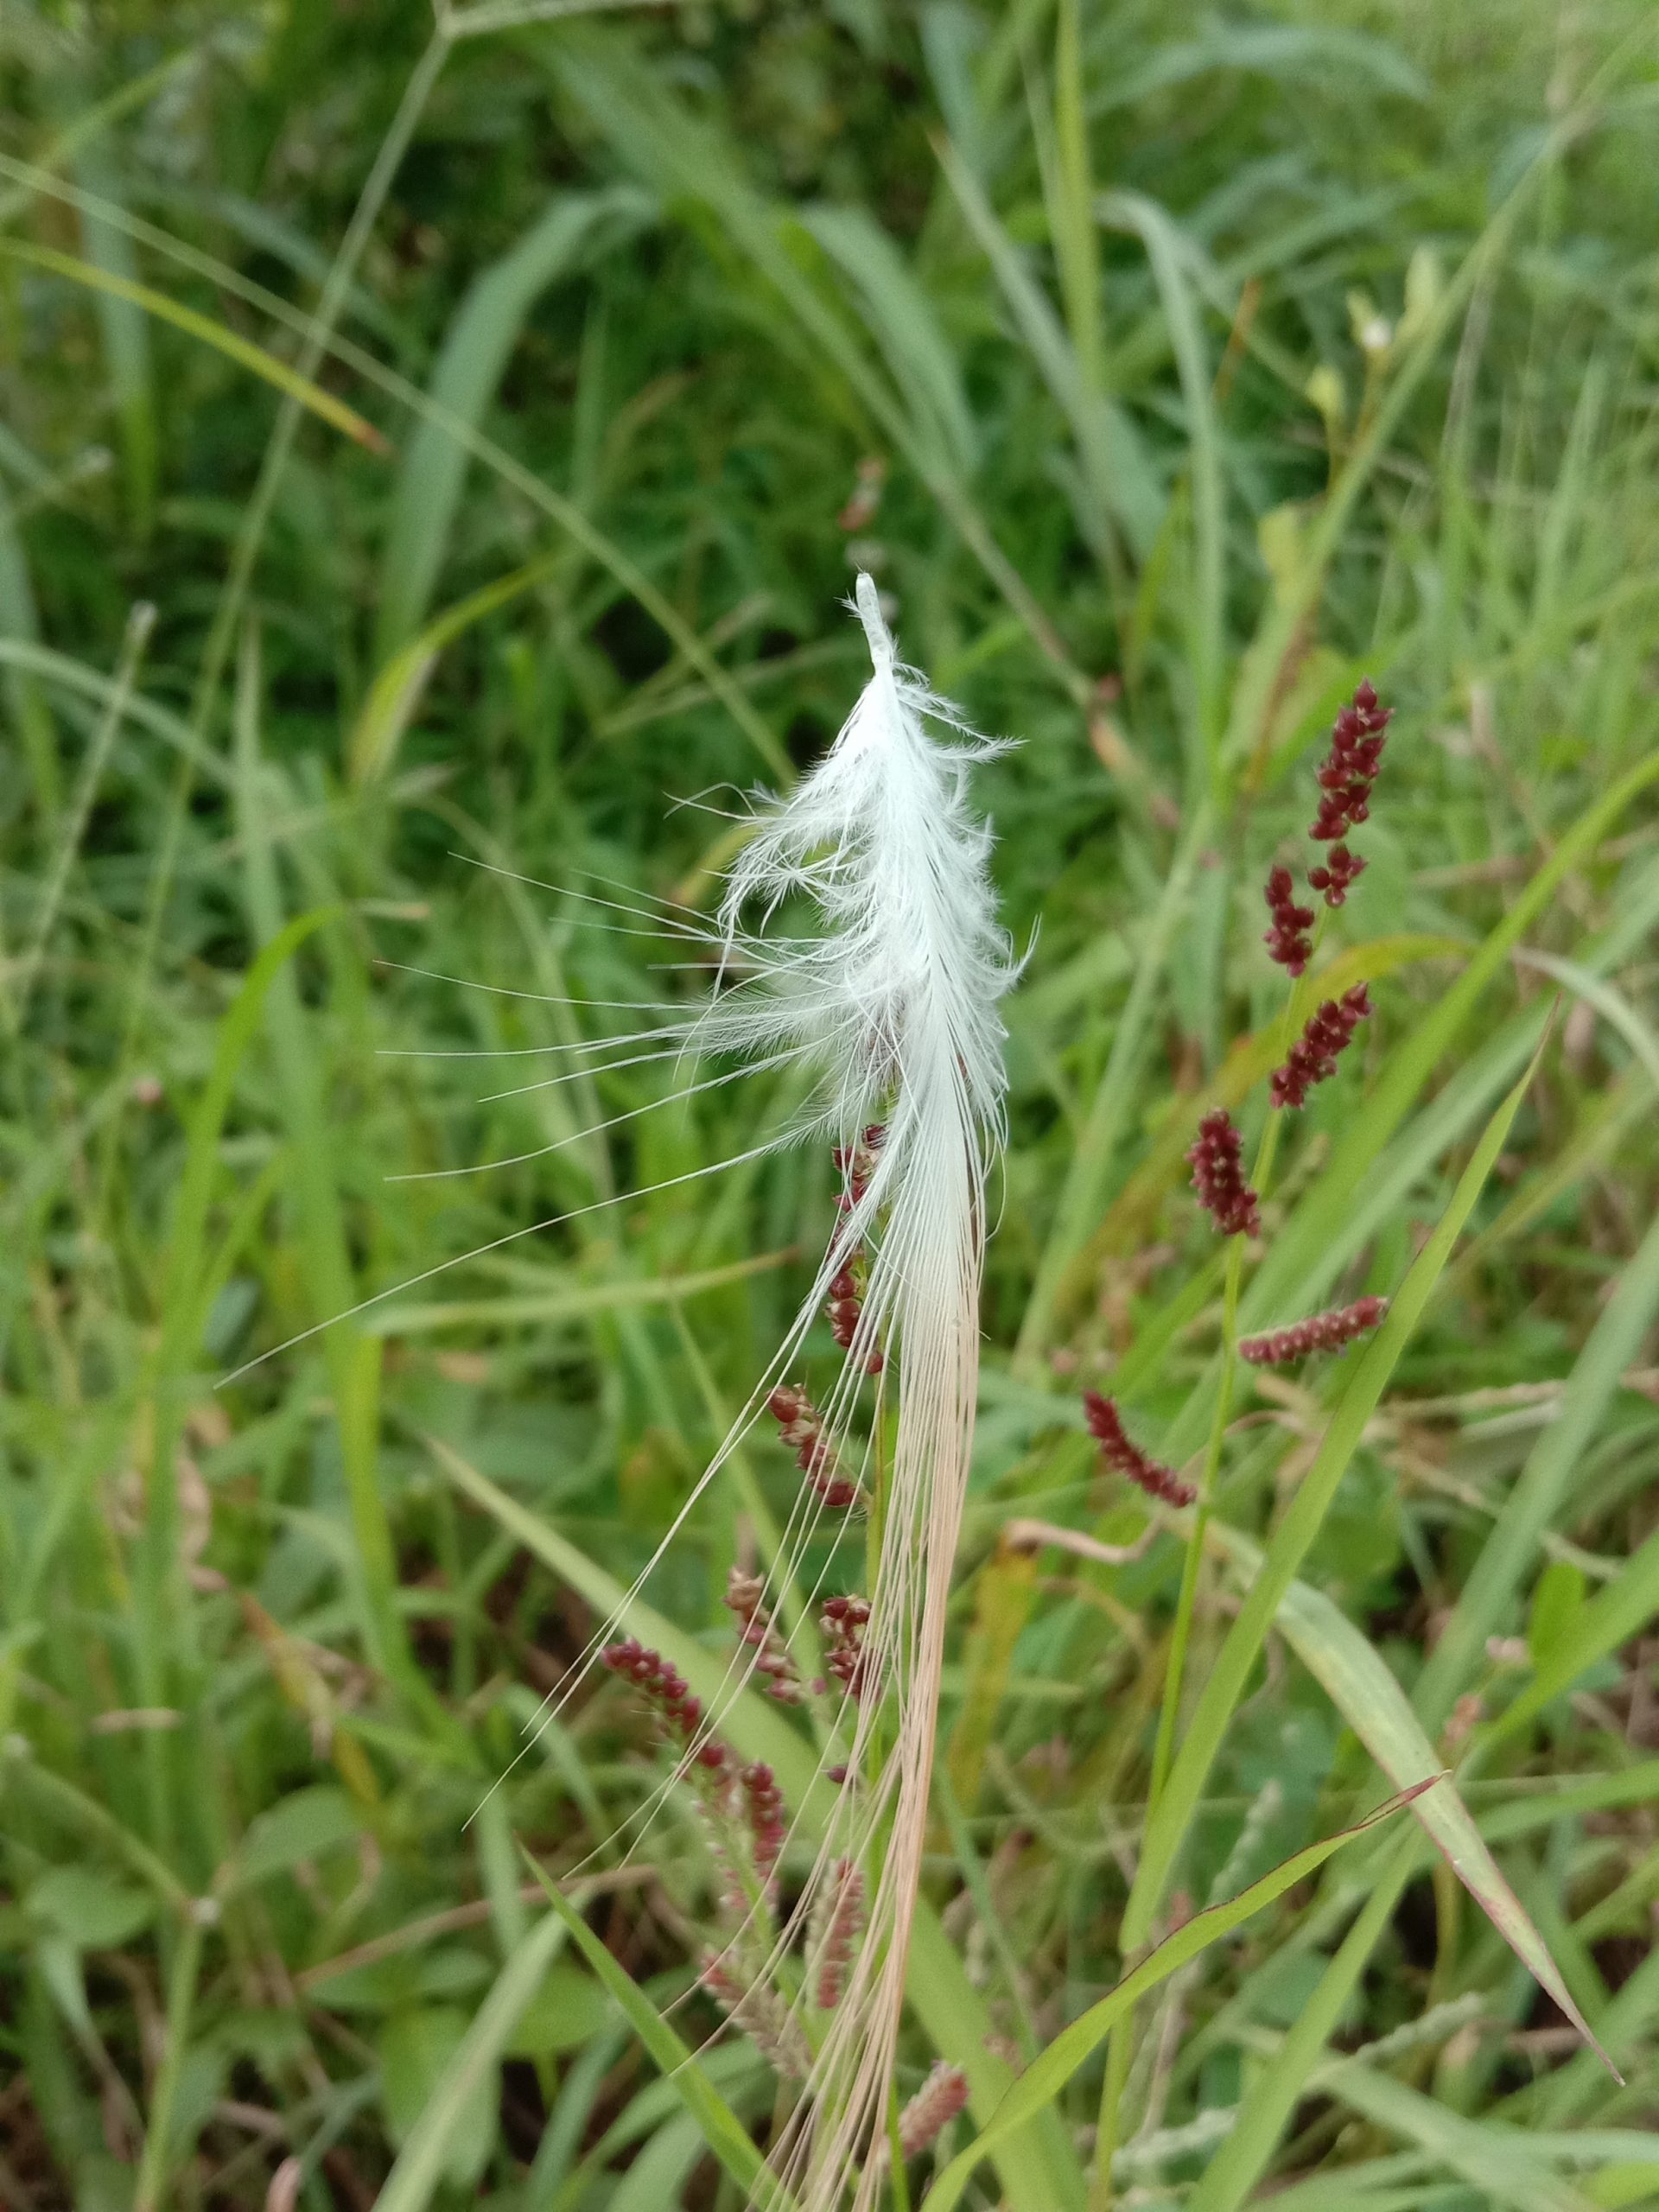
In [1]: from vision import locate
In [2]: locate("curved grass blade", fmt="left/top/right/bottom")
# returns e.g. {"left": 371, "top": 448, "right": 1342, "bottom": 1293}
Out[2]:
{"left": 374, "top": 188, "right": 648, "bottom": 655}
{"left": 1205, "top": 1522, "right": 1615, "bottom": 2073}
{"left": 1416, "top": 1203, "right": 1659, "bottom": 1732}
{"left": 349, "top": 550, "right": 562, "bottom": 784}
{"left": 924, "top": 1786, "right": 1430, "bottom": 2212}
{"left": 0, "top": 238, "right": 388, "bottom": 452}
{"left": 374, "top": 1909, "right": 574, "bottom": 2212}
{"left": 523, "top": 1859, "right": 791, "bottom": 2212}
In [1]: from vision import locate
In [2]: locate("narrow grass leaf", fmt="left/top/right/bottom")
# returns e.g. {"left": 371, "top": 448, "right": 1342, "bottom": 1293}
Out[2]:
{"left": 373, "top": 1909, "right": 569, "bottom": 2212}
{"left": 0, "top": 238, "right": 387, "bottom": 451}
{"left": 350, "top": 551, "right": 562, "bottom": 783}
{"left": 522, "top": 1859, "right": 788, "bottom": 2211}
{"left": 1205, "top": 1522, "right": 1613, "bottom": 2069}
{"left": 374, "top": 188, "right": 647, "bottom": 654}
{"left": 925, "top": 1787, "right": 1428, "bottom": 2212}
{"left": 1126, "top": 1046, "right": 1539, "bottom": 1952}
{"left": 1417, "top": 1204, "right": 1659, "bottom": 1732}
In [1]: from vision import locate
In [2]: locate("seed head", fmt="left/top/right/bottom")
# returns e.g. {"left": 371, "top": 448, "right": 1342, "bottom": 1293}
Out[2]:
{"left": 769, "top": 1383, "right": 862, "bottom": 1510}
{"left": 1309, "top": 680, "right": 1392, "bottom": 845}
{"left": 701, "top": 1954, "right": 810, "bottom": 2079}
{"left": 1239, "top": 1295, "right": 1388, "bottom": 1366}
{"left": 723, "top": 1568, "right": 803, "bottom": 1703}
{"left": 1187, "top": 1108, "right": 1261, "bottom": 1238}
{"left": 1263, "top": 864, "right": 1315, "bottom": 975}
{"left": 829, "top": 1129, "right": 886, "bottom": 1373}
{"left": 741, "top": 1760, "right": 786, "bottom": 1889}
{"left": 1083, "top": 1392, "right": 1196, "bottom": 1508}
{"left": 1306, "top": 842, "right": 1365, "bottom": 908}
{"left": 821, "top": 1593, "right": 872, "bottom": 1700}
{"left": 1269, "top": 983, "right": 1371, "bottom": 1110}
{"left": 601, "top": 1638, "right": 728, "bottom": 1774}
{"left": 896, "top": 2061, "right": 969, "bottom": 2158}
{"left": 813, "top": 1857, "right": 865, "bottom": 2012}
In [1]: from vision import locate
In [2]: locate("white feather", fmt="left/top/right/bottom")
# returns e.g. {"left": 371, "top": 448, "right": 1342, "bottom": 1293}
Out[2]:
{"left": 701, "top": 575, "right": 1013, "bottom": 2209}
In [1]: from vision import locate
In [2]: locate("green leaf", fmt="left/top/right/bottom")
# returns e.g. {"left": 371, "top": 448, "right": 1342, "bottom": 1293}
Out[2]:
{"left": 524, "top": 1856, "right": 789, "bottom": 2211}
{"left": 372, "top": 1918, "right": 570, "bottom": 2212}
{"left": 1529, "top": 1560, "right": 1589, "bottom": 1668}
{"left": 28, "top": 1869, "right": 156, "bottom": 1951}
{"left": 374, "top": 188, "right": 648, "bottom": 656}
{"left": 504, "top": 1962, "right": 610, "bottom": 2058}
{"left": 1205, "top": 1524, "right": 1612, "bottom": 2069}
{"left": 377, "top": 2006, "right": 496, "bottom": 2190}
{"left": 0, "top": 237, "right": 386, "bottom": 451}
{"left": 1417, "top": 1203, "right": 1659, "bottom": 1729}
{"left": 232, "top": 1785, "right": 365, "bottom": 1889}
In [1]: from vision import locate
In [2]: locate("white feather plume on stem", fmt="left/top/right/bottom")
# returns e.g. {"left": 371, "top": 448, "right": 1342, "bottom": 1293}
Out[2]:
{"left": 698, "top": 575, "right": 1013, "bottom": 2208}
{"left": 236, "top": 574, "right": 1014, "bottom": 2202}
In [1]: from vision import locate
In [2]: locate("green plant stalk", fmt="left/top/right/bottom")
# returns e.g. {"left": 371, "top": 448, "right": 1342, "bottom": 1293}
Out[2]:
{"left": 1142, "top": 932, "right": 1311, "bottom": 1884}
{"left": 1146, "top": 1230, "right": 1244, "bottom": 1814}
{"left": 132, "top": 1911, "right": 205, "bottom": 2212}
{"left": 1185, "top": 1834, "right": 1417, "bottom": 2212}
{"left": 1091, "top": 1045, "right": 1537, "bottom": 2202}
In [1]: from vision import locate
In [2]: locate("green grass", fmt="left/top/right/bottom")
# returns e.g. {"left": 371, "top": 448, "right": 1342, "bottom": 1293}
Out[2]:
{"left": 3, "top": 2, "right": 1659, "bottom": 2207}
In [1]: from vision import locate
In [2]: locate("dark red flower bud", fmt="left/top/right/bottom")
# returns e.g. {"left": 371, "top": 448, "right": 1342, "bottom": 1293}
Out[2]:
{"left": 1239, "top": 1295, "right": 1389, "bottom": 1365}
{"left": 772, "top": 1385, "right": 863, "bottom": 1510}
{"left": 1309, "top": 682, "right": 1391, "bottom": 845}
{"left": 1269, "top": 983, "right": 1371, "bottom": 1110}
{"left": 1083, "top": 1391, "right": 1196, "bottom": 1508}
{"left": 1263, "top": 864, "right": 1316, "bottom": 975}
{"left": 1187, "top": 1108, "right": 1261, "bottom": 1237}
{"left": 1306, "top": 842, "right": 1365, "bottom": 908}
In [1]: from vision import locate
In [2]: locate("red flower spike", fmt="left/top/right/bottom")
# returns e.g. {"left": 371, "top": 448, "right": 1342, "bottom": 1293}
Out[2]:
{"left": 1187, "top": 1108, "right": 1262, "bottom": 1237}
{"left": 603, "top": 1637, "right": 733, "bottom": 1783}
{"left": 822, "top": 1593, "right": 872, "bottom": 1700}
{"left": 1309, "top": 682, "right": 1392, "bottom": 845}
{"left": 1263, "top": 864, "right": 1315, "bottom": 975}
{"left": 897, "top": 2063, "right": 969, "bottom": 2158}
{"left": 769, "top": 1384, "right": 863, "bottom": 1510}
{"left": 741, "top": 1761, "right": 786, "bottom": 1888}
{"left": 1083, "top": 1392, "right": 1197, "bottom": 1509}
{"left": 814, "top": 1858, "right": 865, "bottom": 2011}
{"left": 1306, "top": 842, "right": 1365, "bottom": 909}
{"left": 1269, "top": 983, "right": 1371, "bottom": 1110}
{"left": 1239, "top": 1295, "right": 1389, "bottom": 1366}
{"left": 723, "top": 1569, "right": 804, "bottom": 1703}
{"left": 828, "top": 1128, "right": 886, "bottom": 1373}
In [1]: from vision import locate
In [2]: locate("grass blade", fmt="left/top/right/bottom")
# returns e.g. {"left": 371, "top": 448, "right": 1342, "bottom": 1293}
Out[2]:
{"left": 374, "top": 188, "right": 647, "bottom": 655}
{"left": 372, "top": 1909, "right": 570, "bottom": 2212}
{"left": 522, "top": 1859, "right": 789, "bottom": 2210}
{"left": 0, "top": 238, "right": 388, "bottom": 452}
{"left": 1123, "top": 1043, "right": 1540, "bottom": 1952}
{"left": 1415, "top": 1201, "right": 1659, "bottom": 1732}
{"left": 1206, "top": 1522, "right": 1613, "bottom": 2069}
{"left": 925, "top": 1787, "right": 1429, "bottom": 2212}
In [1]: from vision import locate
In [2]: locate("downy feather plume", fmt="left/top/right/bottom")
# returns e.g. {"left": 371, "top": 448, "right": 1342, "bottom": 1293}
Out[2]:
{"left": 695, "top": 575, "right": 1013, "bottom": 2207}
{"left": 226, "top": 575, "right": 1013, "bottom": 2205}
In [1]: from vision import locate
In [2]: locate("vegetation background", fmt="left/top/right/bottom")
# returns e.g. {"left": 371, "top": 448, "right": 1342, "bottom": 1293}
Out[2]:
{"left": 2, "top": 0, "right": 1658, "bottom": 2207}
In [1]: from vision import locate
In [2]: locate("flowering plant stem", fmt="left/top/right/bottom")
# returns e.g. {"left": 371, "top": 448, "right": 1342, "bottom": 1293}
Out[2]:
{"left": 1094, "top": 931, "right": 1320, "bottom": 2206}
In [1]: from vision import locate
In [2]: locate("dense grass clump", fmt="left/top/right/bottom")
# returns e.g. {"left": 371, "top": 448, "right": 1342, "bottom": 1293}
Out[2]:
{"left": 2, "top": 3, "right": 1658, "bottom": 2207}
